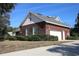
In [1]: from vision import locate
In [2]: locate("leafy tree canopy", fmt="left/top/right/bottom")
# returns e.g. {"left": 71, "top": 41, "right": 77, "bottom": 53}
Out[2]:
{"left": 0, "top": 3, "right": 16, "bottom": 36}
{"left": 74, "top": 13, "right": 79, "bottom": 33}
{"left": 0, "top": 3, "right": 15, "bottom": 15}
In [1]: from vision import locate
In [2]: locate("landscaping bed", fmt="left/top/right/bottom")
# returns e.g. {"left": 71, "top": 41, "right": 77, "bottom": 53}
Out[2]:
{"left": 0, "top": 41, "right": 68, "bottom": 54}
{"left": 6, "top": 35, "right": 58, "bottom": 41}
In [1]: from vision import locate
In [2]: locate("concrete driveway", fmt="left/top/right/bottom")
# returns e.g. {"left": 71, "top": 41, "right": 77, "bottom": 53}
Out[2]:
{"left": 1, "top": 40, "right": 79, "bottom": 56}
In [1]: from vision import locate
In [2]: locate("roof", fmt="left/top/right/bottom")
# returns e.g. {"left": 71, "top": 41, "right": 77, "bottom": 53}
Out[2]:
{"left": 21, "top": 11, "right": 70, "bottom": 28}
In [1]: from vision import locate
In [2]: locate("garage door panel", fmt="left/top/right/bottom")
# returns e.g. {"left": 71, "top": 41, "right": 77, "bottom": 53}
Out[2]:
{"left": 50, "top": 31, "right": 62, "bottom": 41}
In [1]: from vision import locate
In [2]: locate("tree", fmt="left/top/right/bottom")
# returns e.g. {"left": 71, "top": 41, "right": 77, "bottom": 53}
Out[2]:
{"left": 70, "top": 13, "right": 79, "bottom": 37}
{"left": 0, "top": 3, "right": 15, "bottom": 15}
{"left": 0, "top": 3, "right": 15, "bottom": 36}
{"left": 74, "top": 13, "right": 79, "bottom": 33}
{"left": 0, "top": 14, "right": 10, "bottom": 35}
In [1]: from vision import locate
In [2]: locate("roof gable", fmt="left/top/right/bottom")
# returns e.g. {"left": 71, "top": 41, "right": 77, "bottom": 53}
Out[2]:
{"left": 20, "top": 12, "right": 43, "bottom": 26}
{"left": 20, "top": 11, "right": 69, "bottom": 28}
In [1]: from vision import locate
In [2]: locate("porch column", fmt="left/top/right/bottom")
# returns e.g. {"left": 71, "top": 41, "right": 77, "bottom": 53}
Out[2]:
{"left": 26, "top": 28, "right": 28, "bottom": 36}
{"left": 33, "top": 27, "right": 35, "bottom": 35}
{"left": 62, "top": 30, "right": 65, "bottom": 40}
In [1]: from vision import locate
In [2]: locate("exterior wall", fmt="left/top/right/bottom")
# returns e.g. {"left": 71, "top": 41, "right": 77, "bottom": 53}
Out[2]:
{"left": 45, "top": 23, "right": 70, "bottom": 39}
{"left": 20, "top": 22, "right": 46, "bottom": 35}
{"left": 22, "top": 13, "right": 43, "bottom": 26}
{"left": 8, "top": 32, "right": 16, "bottom": 36}
{"left": 20, "top": 22, "right": 70, "bottom": 40}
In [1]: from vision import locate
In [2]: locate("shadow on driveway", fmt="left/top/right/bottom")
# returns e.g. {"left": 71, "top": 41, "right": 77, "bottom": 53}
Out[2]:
{"left": 47, "top": 43, "right": 79, "bottom": 56}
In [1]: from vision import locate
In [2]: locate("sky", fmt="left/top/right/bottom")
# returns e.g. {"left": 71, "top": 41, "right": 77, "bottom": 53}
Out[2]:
{"left": 10, "top": 3, "right": 79, "bottom": 28}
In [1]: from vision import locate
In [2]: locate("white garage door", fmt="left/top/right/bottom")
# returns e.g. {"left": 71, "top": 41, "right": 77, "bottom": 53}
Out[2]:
{"left": 50, "top": 31, "right": 62, "bottom": 41}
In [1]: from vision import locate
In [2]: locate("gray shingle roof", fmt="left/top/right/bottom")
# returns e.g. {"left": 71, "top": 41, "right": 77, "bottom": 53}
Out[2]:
{"left": 30, "top": 12, "right": 69, "bottom": 28}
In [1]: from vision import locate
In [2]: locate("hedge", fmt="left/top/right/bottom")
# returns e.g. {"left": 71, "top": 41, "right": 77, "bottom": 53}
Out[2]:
{"left": 66, "top": 36, "right": 79, "bottom": 40}
{"left": 7, "top": 36, "right": 17, "bottom": 41}
{"left": 0, "top": 36, "right": 5, "bottom": 41}
{"left": 6, "top": 35, "right": 58, "bottom": 41}
{"left": 16, "top": 36, "right": 28, "bottom": 41}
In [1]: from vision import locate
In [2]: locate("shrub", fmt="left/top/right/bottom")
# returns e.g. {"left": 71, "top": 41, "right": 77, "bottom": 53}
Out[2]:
{"left": 0, "top": 36, "right": 4, "bottom": 41}
{"left": 5, "top": 35, "right": 58, "bottom": 41}
{"left": 16, "top": 36, "right": 27, "bottom": 41}
{"left": 26, "top": 35, "right": 58, "bottom": 41}
{"left": 7, "top": 36, "right": 17, "bottom": 41}
{"left": 71, "top": 32, "right": 79, "bottom": 37}
{"left": 27, "top": 35, "right": 41, "bottom": 41}
{"left": 66, "top": 36, "right": 75, "bottom": 40}
{"left": 66, "top": 36, "right": 79, "bottom": 40}
{"left": 48, "top": 35, "right": 58, "bottom": 41}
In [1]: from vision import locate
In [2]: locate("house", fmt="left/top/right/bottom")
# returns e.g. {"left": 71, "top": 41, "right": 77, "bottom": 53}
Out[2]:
{"left": 8, "top": 32, "right": 16, "bottom": 36}
{"left": 19, "top": 12, "right": 70, "bottom": 41}
{"left": 8, "top": 28, "right": 20, "bottom": 36}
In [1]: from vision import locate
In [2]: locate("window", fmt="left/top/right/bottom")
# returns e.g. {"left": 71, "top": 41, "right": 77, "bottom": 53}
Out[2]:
{"left": 32, "top": 27, "right": 38, "bottom": 35}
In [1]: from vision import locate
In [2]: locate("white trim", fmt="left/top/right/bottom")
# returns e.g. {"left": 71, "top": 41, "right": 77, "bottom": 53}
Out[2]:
{"left": 26, "top": 28, "right": 28, "bottom": 36}
{"left": 33, "top": 27, "right": 35, "bottom": 35}
{"left": 46, "top": 21, "right": 69, "bottom": 28}
{"left": 62, "top": 31, "right": 65, "bottom": 40}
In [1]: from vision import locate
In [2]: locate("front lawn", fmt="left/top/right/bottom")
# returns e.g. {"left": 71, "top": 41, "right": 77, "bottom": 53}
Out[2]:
{"left": 0, "top": 41, "right": 68, "bottom": 54}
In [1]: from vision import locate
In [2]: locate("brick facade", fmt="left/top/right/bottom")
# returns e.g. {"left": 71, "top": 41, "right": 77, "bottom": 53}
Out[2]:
{"left": 45, "top": 23, "right": 70, "bottom": 38}
{"left": 20, "top": 22, "right": 70, "bottom": 39}
{"left": 20, "top": 22, "right": 46, "bottom": 35}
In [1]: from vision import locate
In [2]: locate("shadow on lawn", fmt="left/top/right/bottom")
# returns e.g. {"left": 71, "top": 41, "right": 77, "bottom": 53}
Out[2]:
{"left": 47, "top": 43, "right": 79, "bottom": 56}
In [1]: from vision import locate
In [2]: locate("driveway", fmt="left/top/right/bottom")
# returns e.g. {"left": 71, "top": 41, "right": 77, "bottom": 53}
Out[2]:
{"left": 1, "top": 40, "right": 79, "bottom": 56}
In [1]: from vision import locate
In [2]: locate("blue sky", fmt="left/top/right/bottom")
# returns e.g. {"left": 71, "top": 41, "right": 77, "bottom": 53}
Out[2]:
{"left": 10, "top": 3, "right": 79, "bottom": 28}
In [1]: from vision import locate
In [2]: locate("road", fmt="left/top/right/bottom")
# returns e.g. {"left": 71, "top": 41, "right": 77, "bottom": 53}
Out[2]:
{"left": 1, "top": 40, "right": 79, "bottom": 56}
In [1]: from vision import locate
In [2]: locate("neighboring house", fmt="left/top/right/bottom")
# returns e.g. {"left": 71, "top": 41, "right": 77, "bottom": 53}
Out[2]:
{"left": 8, "top": 32, "right": 16, "bottom": 36}
{"left": 20, "top": 12, "right": 70, "bottom": 41}
{"left": 8, "top": 28, "right": 20, "bottom": 36}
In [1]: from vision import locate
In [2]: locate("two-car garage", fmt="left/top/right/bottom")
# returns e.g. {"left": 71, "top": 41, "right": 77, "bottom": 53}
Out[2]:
{"left": 50, "top": 30, "right": 65, "bottom": 41}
